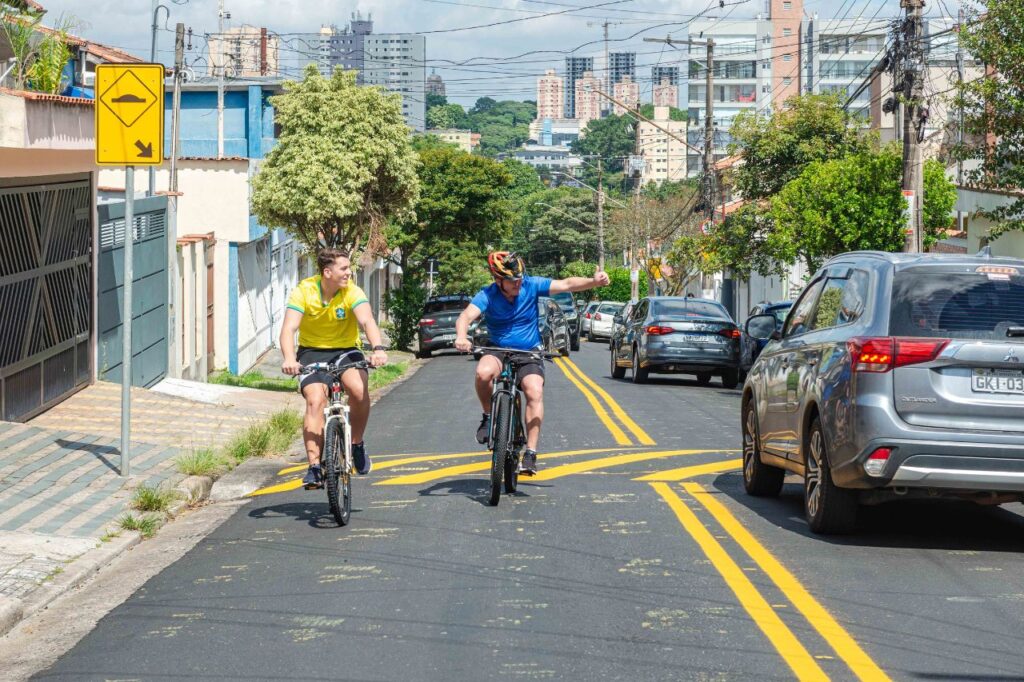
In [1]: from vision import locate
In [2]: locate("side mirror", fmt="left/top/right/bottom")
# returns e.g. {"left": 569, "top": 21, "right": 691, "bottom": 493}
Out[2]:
{"left": 745, "top": 314, "right": 777, "bottom": 341}
{"left": 613, "top": 314, "right": 623, "bottom": 324}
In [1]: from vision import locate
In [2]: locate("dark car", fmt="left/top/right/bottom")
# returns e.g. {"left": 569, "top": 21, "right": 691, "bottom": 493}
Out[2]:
{"left": 471, "top": 297, "right": 570, "bottom": 358}
{"left": 742, "top": 251, "right": 1024, "bottom": 534}
{"left": 416, "top": 295, "right": 471, "bottom": 358}
{"left": 610, "top": 297, "right": 742, "bottom": 387}
{"left": 740, "top": 301, "right": 793, "bottom": 373}
{"left": 550, "top": 291, "right": 581, "bottom": 351}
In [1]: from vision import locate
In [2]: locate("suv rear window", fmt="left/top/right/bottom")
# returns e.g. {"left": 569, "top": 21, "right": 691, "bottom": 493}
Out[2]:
{"left": 423, "top": 299, "right": 468, "bottom": 314}
{"left": 551, "top": 292, "right": 575, "bottom": 309}
{"left": 654, "top": 300, "right": 731, "bottom": 320}
{"left": 890, "top": 267, "right": 1024, "bottom": 340}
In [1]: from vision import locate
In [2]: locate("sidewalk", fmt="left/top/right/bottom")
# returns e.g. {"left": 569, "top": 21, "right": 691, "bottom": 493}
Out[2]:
{"left": 0, "top": 377, "right": 303, "bottom": 635}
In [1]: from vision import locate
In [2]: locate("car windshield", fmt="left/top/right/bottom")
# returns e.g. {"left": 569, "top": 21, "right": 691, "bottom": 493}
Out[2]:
{"left": 767, "top": 305, "right": 792, "bottom": 325}
{"left": 597, "top": 303, "right": 623, "bottom": 315}
{"left": 538, "top": 301, "right": 549, "bottom": 318}
{"left": 890, "top": 267, "right": 1024, "bottom": 340}
{"left": 551, "top": 292, "right": 575, "bottom": 310}
{"left": 423, "top": 299, "right": 468, "bottom": 314}
{"left": 653, "top": 300, "right": 731, "bottom": 320}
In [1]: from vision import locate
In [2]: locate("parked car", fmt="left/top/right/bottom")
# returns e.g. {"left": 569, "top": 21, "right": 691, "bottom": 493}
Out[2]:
{"left": 550, "top": 291, "right": 582, "bottom": 351}
{"left": 742, "top": 251, "right": 1024, "bottom": 534}
{"left": 471, "top": 297, "right": 570, "bottom": 358}
{"left": 588, "top": 301, "right": 625, "bottom": 341}
{"left": 580, "top": 301, "right": 601, "bottom": 337}
{"left": 609, "top": 300, "right": 634, "bottom": 349}
{"left": 416, "top": 295, "right": 471, "bottom": 358}
{"left": 610, "top": 297, "right": 742, "bottom": 387}
{"left": 740, "top": 301, "right": 794, "bottom": 373}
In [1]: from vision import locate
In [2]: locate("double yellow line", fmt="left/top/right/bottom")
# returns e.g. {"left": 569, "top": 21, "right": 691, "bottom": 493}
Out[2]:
{"left": 653, "top": 482, "right": 890, "bottom": 681}
{"left": 553, "top": 356, "right": 656, "bottom": 447}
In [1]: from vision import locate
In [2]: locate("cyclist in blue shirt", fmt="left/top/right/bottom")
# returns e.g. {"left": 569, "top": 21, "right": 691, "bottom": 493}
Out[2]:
{"left": 455, "top": 252, "right": 609, "bottom": 474}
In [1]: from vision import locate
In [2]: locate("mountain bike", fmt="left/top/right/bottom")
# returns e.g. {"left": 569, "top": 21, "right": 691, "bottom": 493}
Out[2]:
{"left": 475, "top": 347, "right": 554, "bottom": 506}
{"left": 299, "top": 359, "right": 373, "bottom": 526}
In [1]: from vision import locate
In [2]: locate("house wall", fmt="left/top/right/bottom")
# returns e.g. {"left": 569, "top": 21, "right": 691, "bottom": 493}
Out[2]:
{"left": 961, "top": 188, "right": 1024, "bottom": 259}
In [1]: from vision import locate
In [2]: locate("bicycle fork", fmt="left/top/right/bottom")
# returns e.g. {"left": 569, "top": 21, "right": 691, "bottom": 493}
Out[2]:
{"left": 323, "top": 403, "right": 352, "bottom": 473}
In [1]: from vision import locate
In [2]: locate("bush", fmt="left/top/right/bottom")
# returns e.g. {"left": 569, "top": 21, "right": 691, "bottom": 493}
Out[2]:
{"left": 385, "top": 280, "right": 427, "bottom": 351}
{"left": 131, "top": 484, "right": 180, "bottom": 513}
{"left": 174, "top": 448, "right": 223, "bottom": 477}
{"left": 603, "top": 267, "right": 648, "bottom": 302}
{"left": 118, "top": 513, "right": 161, "bottom": 539}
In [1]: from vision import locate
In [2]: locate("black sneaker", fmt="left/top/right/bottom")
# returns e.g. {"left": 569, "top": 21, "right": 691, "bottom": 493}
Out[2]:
{"left": 476, "top": 413, "right": 491, "bottom": 444}
{"left": 520, "top": 450, "right": 538, "bottom": 476}
{"left": 303, "top": 464, "right": 323, "bottom": 489}
{"left": 353, "top": 442, "right": 372, "bottom": 475}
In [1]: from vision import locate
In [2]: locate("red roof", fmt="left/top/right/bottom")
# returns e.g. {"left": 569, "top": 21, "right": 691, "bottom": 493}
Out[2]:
{"left": 0, "top": 86, "right": 93, "bottom": 105}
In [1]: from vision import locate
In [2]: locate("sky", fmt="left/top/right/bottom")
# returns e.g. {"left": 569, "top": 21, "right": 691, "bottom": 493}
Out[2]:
{"left": 38, "top": 0, "right": 928, "bottom": 106}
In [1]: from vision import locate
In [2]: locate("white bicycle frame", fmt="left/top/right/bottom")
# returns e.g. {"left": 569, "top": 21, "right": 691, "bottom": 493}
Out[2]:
{"left": 324, "top": 396, "right": 353, "bottom": 474}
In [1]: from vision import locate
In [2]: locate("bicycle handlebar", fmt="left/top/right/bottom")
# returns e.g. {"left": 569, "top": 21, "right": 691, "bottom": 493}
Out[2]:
{"left": 299, "top": 360, "right": 374, "bottom": 375}
{"left": 471, "top": 346, "right": 559, "bottom": 361}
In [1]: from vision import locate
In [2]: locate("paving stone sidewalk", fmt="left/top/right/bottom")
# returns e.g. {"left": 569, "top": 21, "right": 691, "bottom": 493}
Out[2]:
{"left": 0, "top": 376, "right": 303, "bottom": 613}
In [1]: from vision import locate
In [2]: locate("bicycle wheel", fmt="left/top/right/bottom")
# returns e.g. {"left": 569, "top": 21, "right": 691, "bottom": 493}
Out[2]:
{"left": 323, "top": 419, "right": 351, "bottom": 526}
{"left": 489, "top": 392, "right": 512, "bottom": 506}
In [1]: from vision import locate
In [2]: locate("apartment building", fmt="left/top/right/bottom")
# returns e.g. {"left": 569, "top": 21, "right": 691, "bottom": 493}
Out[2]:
{"left": 653, "top": 79, "right": 679, "bottom": 108}
{"left": 613, "top": 75, "right": 640, "bottom": 114}
{"left": 638, "top": 107, "right": 689, "bottom": 185}
{"left": 652, "top": 65, "right": 680, "bottom": 86}
{"left": 427, "top": 71, "right": 446, "bottom": 97}
{"left": 564, "top": 56, "right": 594, "bottom": 118}
{"left": 574, "top": 71, "right": 603, "bottom": 125}
{"left": 537, "top": 69, "right": 565, "bottom": 121}
{"left": 208, "top": 26, "right": 279, "bottom": 78}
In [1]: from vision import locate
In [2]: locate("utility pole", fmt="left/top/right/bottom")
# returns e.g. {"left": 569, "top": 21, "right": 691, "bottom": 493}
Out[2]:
{"left": 217, "top": 0, "right": 227, "bottom": 159}
{"left": 168, "top": 22, "right": 185, "bottom": 380}
{"left": 596, "top": 158, "right": 605, "bottom": 271}
{"left": 955, "top": 6, "right": 965, "bottom": 233}
{"left": 900, "top": 0, "right": 926, "bottom": 253}
{"left": 170, "top": 23, "right": 185, "bottom": 193}
{"left": 149, "top": 0, "right": 167, "bottom": 197}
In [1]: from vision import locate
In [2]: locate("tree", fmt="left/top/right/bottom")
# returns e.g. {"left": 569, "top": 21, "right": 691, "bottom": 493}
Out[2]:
{"left": 426, "top": 103, "right": 467, "bottom": 130}
{"left": 769, "top": 149, "right": 956, "bottom": 271}
{"left": 639, "top": 103, "right": 687, "bottom": 122}
{"left": 954, "top": 0, "right": 1024, "bottom": 236}
{"left": 0, "top": 9, "right": 75, "bottom": 94}
{"left": 426, "top": 92, "right": 447, "bottom": 109}
{"left": 252, "top": 66, "right": 419, "bottom": 253}
{"left": 501, "top": 158, "right": 544, "bottom": 200}
{"left": 509, "top": 187, "right": 601, "bottom": 275}
{"left": 571, "top": 114, "right": 636, "bottom": 174}
{"left": 603, "top": 267, "right": 648, "bottom": 302}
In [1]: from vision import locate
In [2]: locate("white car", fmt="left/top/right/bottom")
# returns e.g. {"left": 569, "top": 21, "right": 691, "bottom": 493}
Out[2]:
{"left": 580, "top": 301, "right": 600, "bottom": 337}
{"left": 588, "top": 301, "right": 625, "bottom": 341}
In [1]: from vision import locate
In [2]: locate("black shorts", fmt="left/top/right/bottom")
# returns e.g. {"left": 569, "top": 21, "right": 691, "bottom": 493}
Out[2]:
{"left": 482, "top": 350, "right": 545, "bottom": 386}
{"left": 297, "top": 346, "right": 366, "bottom": 391}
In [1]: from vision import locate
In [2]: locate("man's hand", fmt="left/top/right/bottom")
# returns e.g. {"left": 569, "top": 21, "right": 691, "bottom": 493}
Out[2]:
{"left": 454, "top": 336, "right": 473, "bottom": 353}
{"left": 370, "top": 350, "right": 388, "bottom": 368}
{"left": 282, "top": 359, "right": 302, "bottom": 376}
{"left": 592, "top": 271, "right": 611, "bottom": 288}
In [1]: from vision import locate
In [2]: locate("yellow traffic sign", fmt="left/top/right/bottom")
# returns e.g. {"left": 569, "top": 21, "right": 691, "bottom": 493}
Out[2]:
{"left": 95, "top": 63, "right": 164, "bottom": 166}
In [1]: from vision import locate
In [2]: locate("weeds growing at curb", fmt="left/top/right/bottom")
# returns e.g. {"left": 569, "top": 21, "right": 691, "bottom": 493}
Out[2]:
{"left": 99, "top": 530, "right": 121, "bottom": 543}
{"left": 224, "top": 409, "right": 302, "bottom": 464}
{"left": 131, "top": 484, "right": 180, "bottom": 513}
{"left": 174, "top": 447, "right": 224, "bottom": 477}
{"left": 210, "top": 370, "right": 296, "bottom": 392}
{"left": 118, "top": 513, "right": 161, "bottom": 539}
{"left": 370, "top": 361, "right": 409, "bottom": 392}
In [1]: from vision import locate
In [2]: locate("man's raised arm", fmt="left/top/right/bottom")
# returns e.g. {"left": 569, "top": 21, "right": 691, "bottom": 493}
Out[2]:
{"left": 455, "top": 303, "right": 482, "bottom": 352}
{"left": 549, "top": 270, "right": 610, "bottom": 295}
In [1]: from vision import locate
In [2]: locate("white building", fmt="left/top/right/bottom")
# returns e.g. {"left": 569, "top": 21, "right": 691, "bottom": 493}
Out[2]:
{"left": 613, "top": 75, "right": 640, "bottom": 115}
{"left": 574, "top": 71, "right": 602, "bottom": 126}
{"left": 638, "top": 107, "right": 688, "bottom": 185}
{"left": 536, "top": 69, "right": 564, "bottom": 121}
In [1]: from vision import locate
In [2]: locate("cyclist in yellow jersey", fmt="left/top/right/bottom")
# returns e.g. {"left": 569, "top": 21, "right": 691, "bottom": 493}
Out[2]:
{"left": 280, "top": 249, "right": 389, "bottom": 488}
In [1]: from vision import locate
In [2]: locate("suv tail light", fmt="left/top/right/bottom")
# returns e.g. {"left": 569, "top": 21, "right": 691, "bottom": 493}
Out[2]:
{"left": 594, "top": 313, "right": 601, "bottom": 321}
{"left": 419, "top": 318, "right": 435, "bottom": 327}
{"left": 585, "top": 312, "right": 592, "bottom": 319}
{"left": 718, "top": 328, "right": 741, "bottom": 340}
{"left": 848, "top": 337, "right": 949, "bottom": 372}
{"left": 864, "top": 447, "right": 892, "bottom": 477}
{"left": 646, "top": 325, "right": 674, "bottom": 336}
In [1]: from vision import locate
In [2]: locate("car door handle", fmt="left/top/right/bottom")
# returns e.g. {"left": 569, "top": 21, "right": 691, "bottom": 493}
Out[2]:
{"left": 808, "top": 358, "right": 818, "bottom": 367}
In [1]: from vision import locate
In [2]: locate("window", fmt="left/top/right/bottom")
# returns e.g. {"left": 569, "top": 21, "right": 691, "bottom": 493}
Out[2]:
{"left": 784, "top": 280, "right": 824, "bottom": 337}
{"left": 783, "top": 54, "right": 793, "bottom": 62}
{"left": 783, "top": 77, "right": 792, "bottom": 85}
{"left": 653, "top": 300, "right": 731, "bottom": 320}
{"left": 783, "top": 1, "right": 792, "bottom": 9}
{"left": 783, "top": 28, "right": 792, "bottom": 37}
{"left": 810, "top": 270, "right": 869, "bottom": 331}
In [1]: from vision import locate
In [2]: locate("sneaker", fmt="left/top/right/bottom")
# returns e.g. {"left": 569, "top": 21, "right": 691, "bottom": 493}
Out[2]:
{"left": 520, "top": 450, "right": 538, "bottom": 476}
{"left": 353, "top": 442, "right": 372, "bottom": 475}
{"left": 303, "top": 464, "right": 323, "bottom": 489}
{"left": 476, "top": 413, "right": 491, "bottom": 444}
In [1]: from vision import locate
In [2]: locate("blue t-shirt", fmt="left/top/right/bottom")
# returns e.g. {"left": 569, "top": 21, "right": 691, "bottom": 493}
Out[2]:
{"left": 471, "top": 276, "right": 552, "bottom": 350}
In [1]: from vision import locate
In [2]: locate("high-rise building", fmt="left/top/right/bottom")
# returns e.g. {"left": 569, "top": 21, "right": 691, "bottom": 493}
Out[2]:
{"left": 564, "top": 56, "right": 594, "bottom": 118}
{"left": 653, "top": 79, "right": 679, "bottom": 108}
{"left": 652, "top": 65, "right": 679, "bottom": 87}
{"left": 574, "top": 71, "right": 602, "bottom": 125}
{"left": 609, "top": 52, "right": 636, "bottom": 85}
{"left": 536, "top": 68, "right": 564, "bottom": 121}
{"left": 639, "top": 106, "right": 688, "bottom": 185}
{"left": 613, "top": 75, "right": 640, "bottom": 114}
{"left": 208, "top": 26, "right": 279, "bottom": 78}
{"left": 426, "top": 71, "right": 446, "bottom": 97}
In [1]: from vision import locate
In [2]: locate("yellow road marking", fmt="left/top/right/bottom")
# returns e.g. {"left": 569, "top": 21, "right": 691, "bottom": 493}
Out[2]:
{"left": 374, "top": 450, "right": 488, "bottom": 471}
{"left": 552, "top": 357, "right": 632, "bottom": 446}
{"left": 650, "top": 482, "right": 828, "bottom": 681}
{"left": 249, "top": 478, "right": 305, "bottom": 497}
{"left": 278, "top": 463, "right": 309, "bottom": 476}
{"left": 684, "top": 483, "right": 891, "bottom": 681}
{"left": 374, "top": 447, "right": 635, "bottom": 486}
{"left": 530, "top": 449, "right": 722, "bottom": 481}
{"left": 560, "top": 356, "right": 656, "bottom": 446}
{"left": 634, "top": 457, "right": 742, "bottom": 482}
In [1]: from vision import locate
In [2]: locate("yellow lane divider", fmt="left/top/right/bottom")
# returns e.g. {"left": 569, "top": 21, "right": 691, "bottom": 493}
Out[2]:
{"left": 684, "top": 482, "right": 891, "bottom": 681}
{"left": 530, "top": 449, "right": 722, "bottom": 482}
{"left": 634, "top": 457, "right": 741, "bottom": 482}
{"left": 650, "top": 482, "right": 829, "bottom": 681}
{"left": 559, "top": 357, "right": 656, "bottom": 446}
{"left": 373, "top": 447, "right": 635, "bottom": 486}
{"left": 249, "top": 479, "right": 305, "bottom": 497}
{"left": 552, "top": 357, "right": 631, "bottom": 445}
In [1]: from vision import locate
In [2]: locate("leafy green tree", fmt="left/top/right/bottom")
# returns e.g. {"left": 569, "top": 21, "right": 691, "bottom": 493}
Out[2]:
{"left": 509, "top": 187, "right": 600, "bottom": 274}
{"left": 769, "top": 149, "right": 956, "bottom": 271}
{"left": 639, "top": 103, "right": 687, "bottom": 122}
{"left": 252, "top": 66, "right": 419, "bottom": 252}
{"left": 501, "top": 158, "right": 544, "bottom": 200}
{"left": 560, "top": 261, "right": 599, "bottom": 302}
{"left": 954, "top": 0, "right": 1024, "bottom": 236}
{"left": 426, "top": 92, "right": 447, "bottom": 109}
{"left": 426, "top": 103, "right": 467, "bottom": 130}
{"left": 603, "top": 267, "right": 648, "bottom": 302}
{"left": 571, "top": 114, "right": 635, "bottom": 174}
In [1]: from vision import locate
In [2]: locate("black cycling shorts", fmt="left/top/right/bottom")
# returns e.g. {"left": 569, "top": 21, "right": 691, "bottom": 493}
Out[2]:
{"left": 482, "top": 350, "right": 545, "bottom": 386}
{"left": 296, "top": 346, "right": 366, "bottom": 391}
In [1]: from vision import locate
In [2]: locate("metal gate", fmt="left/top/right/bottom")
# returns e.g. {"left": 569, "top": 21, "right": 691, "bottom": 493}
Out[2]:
{"left": 97, "top": 195, "right": 169, "bottom": 387}
{"left": 0, "top": 180, "right": 93, "bottom": 422}
{"left": 237, "top": 236, "right": 273, "bottom": 373}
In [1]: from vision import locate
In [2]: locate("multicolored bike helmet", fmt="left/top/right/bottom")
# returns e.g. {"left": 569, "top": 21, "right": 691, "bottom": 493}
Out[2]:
{"left": 487, "top": 251, "right": 526, "bottom": 281}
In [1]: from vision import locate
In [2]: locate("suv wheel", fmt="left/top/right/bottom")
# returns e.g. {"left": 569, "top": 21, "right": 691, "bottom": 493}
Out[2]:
{"left": 696, "top": 373, "right": 712, "bottom": 385}
{"left": 610, "top": 346, "right": 626, "bottom": 379}
{"left": 804, "top": 418, "right": 858, "bottom": 534}
{"left": 631, "top": 347, "right": 649, "bottom": 384}
{"left": 742, "top": 400, "right": 784, "bottom": 497}
{"left": 570, "top": 329, "right": 581, "bottom": 351}
{"left": 721, "top": 369, "right": 740, "bottom": 389}
{"left": 416, "top": 347, "right": 432, "bottom": 359}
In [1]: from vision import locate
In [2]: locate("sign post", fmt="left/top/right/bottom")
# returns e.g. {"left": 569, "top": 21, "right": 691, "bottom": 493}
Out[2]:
{"left": 95, "top": 63, "right": 165, "bottom": 476}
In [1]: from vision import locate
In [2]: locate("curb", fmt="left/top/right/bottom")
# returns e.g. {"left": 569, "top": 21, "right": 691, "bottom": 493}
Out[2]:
{"left": 209, "top": 457, "right": 286, "bottom": 502}
{"left": 0, "top": 531, "right": 142, "bottom": 638}
{"left": 370, "top": 357, "right": 424, "bottom": 406}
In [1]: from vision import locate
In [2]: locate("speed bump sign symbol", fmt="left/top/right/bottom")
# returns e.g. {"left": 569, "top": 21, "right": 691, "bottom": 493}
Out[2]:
{"left": 95, "top": 63, "right": 164, "bottom": 166}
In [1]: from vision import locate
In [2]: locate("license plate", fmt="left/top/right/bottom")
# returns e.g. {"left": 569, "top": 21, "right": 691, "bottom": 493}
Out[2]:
{"left": 438, "top": 334, "right": 456, "bottom": 342}
{"left": 972, "top": 369, "right": 1024, "bottom": 395}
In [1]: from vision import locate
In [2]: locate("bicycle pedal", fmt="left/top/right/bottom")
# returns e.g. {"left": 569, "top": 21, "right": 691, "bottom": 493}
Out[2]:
{"left": 304, "top": 482, "right": 323, "bottom": 490}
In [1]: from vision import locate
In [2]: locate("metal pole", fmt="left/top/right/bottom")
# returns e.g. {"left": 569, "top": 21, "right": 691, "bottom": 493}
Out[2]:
{"left": 955, "top": 6, "right": 965, "bottom": 233}
{"left": 596, "top": 159, "right": 605, "bottom": 271}
{"left": 603, "top": 21, "right": 611, "bottom": 117}
{"left": 121, "top": 167, "right": 135, "bottom": 477}
{"left": 149, "top": 1, "right": 161, "bottom": 197}
{"left": 217, "top": 0, "right": 226, "bottom": 159}
{"left": 170, "top": 23, "right": 184, "bottom": 193}
{"left": 704, "top": 40, "right": 715, "bottom": 218}
{"left": 901, "top": 0, "right": 925, "bottom": 253}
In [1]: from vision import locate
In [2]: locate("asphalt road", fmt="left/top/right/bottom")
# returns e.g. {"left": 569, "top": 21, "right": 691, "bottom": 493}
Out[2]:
{"left": 33, "top": 342, "right": 1024, "bottom": 681}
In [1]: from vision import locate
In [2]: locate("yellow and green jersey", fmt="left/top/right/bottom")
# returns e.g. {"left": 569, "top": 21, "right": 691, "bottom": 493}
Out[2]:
{"left": 286, "top": 276, "right": 369, "bottom": 349}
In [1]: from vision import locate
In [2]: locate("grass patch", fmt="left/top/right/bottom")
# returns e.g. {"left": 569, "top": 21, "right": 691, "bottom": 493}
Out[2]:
{"left": 118, "top": 513, "right": 161, "bottom": 539}
{"left": 131, "top": 484, "right": 180, "bottom": 513}
{"left": 369, "top": 361, "right": 409, "bottom": 392}
{"left": 209, "top": 369, "right": 296, "bottom": 392}
{"left": 224, "top": 409, "right": 303, "bottom": 464}
{"left": 99, "top": 530, "right": 121, "bottom": 543}
{"left": 174, "top": 447, "right": 224, "bottom": 477}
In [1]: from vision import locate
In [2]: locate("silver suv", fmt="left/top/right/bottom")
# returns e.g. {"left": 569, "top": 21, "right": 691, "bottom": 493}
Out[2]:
{"left": 742, "top": 251, "right": 1024, "bottom": 534}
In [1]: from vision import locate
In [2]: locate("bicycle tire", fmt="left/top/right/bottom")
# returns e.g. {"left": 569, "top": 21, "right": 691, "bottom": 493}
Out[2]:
{"left": 489, "top": 392, "right": 512, "bottom": 506}
{"left": 323, "top": 419, "right": 351, "bottom": 526}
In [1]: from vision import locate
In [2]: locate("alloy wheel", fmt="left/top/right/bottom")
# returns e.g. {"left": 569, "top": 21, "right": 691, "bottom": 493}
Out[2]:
{"left": 806, "top": 429, "right": 824, "bottom": 519}
{"left": 743, "top": 408, "right": 757, "bottom": 482}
